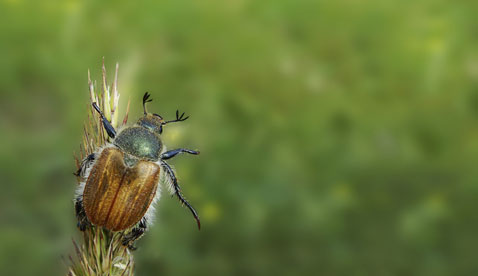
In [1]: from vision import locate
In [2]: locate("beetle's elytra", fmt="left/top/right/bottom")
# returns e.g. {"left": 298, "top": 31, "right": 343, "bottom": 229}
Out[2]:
{"left": 83, "top": 147, "right": 160, "bottom": 231}
{"left": 75, "top": 92, "right": 200, "bottom": 249}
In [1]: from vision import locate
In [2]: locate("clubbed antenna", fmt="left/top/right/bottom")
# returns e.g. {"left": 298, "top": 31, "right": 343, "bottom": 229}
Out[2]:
{"left": 143, "top": 92, "right": 153, "bottom": 114}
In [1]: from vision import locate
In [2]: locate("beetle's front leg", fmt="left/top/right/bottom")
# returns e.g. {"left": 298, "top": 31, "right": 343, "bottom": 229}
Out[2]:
{"left": 75, "top": 196, "right": 90, "bottom": 231}
{"left": 122, "top": 217, "right": 147, "bottom": 250}
{"left": 92, "top": 102, "right": 117, "bottom": 139}
{"left": 161, "top": 161, "right": 201, "bottom": 229}
{"left": 160, "top": 148, "right": 199, "bottom": 160}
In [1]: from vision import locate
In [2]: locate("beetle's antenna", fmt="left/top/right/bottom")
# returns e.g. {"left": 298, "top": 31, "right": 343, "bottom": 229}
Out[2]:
{"left": 143, "top": 92, "right": 153, "bottom": 114}
{"left": 163, "top": 110, "right": 190, "bottom": 125}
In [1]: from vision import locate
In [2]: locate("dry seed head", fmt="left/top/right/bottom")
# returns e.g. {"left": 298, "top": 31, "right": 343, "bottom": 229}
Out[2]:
{"left": 69, "top": 61, "right": 134, "bottom": 276}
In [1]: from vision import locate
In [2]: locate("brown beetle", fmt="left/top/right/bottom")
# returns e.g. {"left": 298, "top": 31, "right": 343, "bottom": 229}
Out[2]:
{"left": 75, "top": 92, "right": 200, "bottom": 249}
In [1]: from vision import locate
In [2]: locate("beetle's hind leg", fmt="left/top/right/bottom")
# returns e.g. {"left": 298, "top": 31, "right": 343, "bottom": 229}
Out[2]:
{"left": 75, "top": 196, "right": 91, "bottom": 231}
{"left": 122, "top": 217, "right": 147, "bottom": 250}
{"left": 160, "top": 161, "right": 201, "bottom": 230}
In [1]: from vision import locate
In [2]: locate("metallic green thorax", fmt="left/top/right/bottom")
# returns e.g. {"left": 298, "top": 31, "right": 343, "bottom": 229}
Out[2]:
{"left": 114, "top": 126, "right": 162, "bottom": 161}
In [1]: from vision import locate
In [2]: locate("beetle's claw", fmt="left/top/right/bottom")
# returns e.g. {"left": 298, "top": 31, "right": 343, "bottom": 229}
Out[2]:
{"left": 77, "top": 222, "right": 86, "bottom": 231}
{"left": 196, "top": 218, "right": 201, "bottom": 230}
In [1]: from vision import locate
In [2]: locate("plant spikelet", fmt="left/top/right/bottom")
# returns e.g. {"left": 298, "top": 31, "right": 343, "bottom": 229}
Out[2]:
{"left": 68, "top": 59, "right": 134, "bottom": 276}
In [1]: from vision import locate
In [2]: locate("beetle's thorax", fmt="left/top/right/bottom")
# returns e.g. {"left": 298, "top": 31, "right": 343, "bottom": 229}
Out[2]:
{"left": 113, "top": 126, "right": 163, "bottom": 161}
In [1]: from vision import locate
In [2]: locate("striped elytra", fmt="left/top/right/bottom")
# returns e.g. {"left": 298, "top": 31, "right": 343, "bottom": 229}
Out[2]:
{"left": 83, "top": 147, "right": 160, "bottom": 231}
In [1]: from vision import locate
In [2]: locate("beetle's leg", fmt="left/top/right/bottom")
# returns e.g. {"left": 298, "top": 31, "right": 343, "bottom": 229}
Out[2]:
{"left": 74, "top": 153, "right": 96, "bottom": 178}
{"left": 122, "top": 217, "right": 147, "bottom": 250}
{"left": 160, "top": 148, "right": 200, "bottom": 160}
{"left": 75, "top": 196, "right": 90, "bottom": 231}
{"left": 161, "top": 161, "right": 201, "bottom": 230}
{"left": 92, "top": 102, "right": 116, "bottom": 139}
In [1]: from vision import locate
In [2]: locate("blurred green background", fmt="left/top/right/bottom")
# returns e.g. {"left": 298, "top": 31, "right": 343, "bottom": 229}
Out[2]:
{"left": 1, "top": 0, "right": 478, "bottom": 275}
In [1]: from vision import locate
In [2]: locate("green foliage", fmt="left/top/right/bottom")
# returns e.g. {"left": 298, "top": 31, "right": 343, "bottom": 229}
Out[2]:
{"left": 1, "top": 0, "right": 478, "bottom": 275}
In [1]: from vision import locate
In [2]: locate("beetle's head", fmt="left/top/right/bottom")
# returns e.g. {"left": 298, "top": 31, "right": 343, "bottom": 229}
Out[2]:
{"left": 138, "top": 113, "right": 164, "bottom": 134}
{"left": 137, "top": 92, "right": 165, "bottom": 134}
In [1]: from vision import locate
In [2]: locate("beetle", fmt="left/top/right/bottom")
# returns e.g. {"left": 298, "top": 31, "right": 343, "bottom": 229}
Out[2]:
{"left": 74, "top": 92, "right": 200, "bottom": 249}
